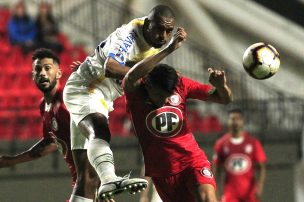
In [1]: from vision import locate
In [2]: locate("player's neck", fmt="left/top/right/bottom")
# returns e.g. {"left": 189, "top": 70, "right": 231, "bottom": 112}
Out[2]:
{"left": 230, "top": 131, "right": 244, "bottom": 139}
{"left": 44, "top": 85, "right": 58, "bottom": 104}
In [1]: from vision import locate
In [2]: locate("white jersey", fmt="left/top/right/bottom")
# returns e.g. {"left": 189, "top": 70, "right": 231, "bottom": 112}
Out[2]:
{"left": 63, "top": 17, "right": 160, "bottom": 126}
{"left": 76, "top": 17, "right": 159, "bottom": 96}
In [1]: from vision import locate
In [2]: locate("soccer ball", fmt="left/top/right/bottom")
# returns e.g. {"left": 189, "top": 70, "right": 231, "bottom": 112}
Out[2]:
{"left": 242, "top": 42, "right": 280, "bottom": 79}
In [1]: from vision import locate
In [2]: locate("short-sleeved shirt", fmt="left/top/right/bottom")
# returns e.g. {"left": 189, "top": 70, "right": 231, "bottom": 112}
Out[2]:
{"left": 124, "top": 76, "right": 213, "bottom": 177}
{"left": 40, "top": 87, "right": 76, "bottom": 184}
{"left": 73, "top": 17, "right": 160, "bottom": 98}
{"left": 213, "top": 132, "right": 267, "bottom": 197}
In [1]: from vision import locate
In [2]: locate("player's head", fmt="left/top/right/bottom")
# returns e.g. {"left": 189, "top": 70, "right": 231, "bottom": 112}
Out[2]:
{"left": 32, "top": 48, "right": 62, "bottom": 93}
{"left": 227, "top": 108, "right": 244, "bottom": 134}
{"left": 144, "top": 64, "right": 178, "bottom": 107}
{"left": 144, "top": 5, "right": 175, "bottom": 48}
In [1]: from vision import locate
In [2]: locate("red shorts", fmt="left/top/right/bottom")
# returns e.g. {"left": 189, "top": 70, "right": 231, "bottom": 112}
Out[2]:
{"left": 222, "top": 188, "right": 259, "bottom": 202}
{"left": 152, "top": 162, "right": 216, "bottom": 202}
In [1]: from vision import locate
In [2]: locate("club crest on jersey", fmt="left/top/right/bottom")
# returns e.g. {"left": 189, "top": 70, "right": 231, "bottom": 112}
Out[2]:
{"left": 168, "top": 93, "right": 182, "bottom": 106}
{"left": 225, "top": 153, "right": 252, "bottom": 175}
{"left": 245, "top": 144, "right": 253, "bottom": 154}
{"left": 51, "top": 117, "right": 59, "bottom": 131}
{"left": 200, "top": 167, "right": 213, "bottom": 178}
{"left": 146, "top": 106, "right": 183, "bottom": 138}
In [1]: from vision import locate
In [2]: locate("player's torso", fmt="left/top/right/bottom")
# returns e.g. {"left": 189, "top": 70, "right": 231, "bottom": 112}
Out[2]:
{"left": 72, "top": 17, "right": 159, "bottom": 101}
{"left": 127, "top": 83, "right": 207, "bottom": 177}
{"left": 221, "top": 136, "right": 255, "bottom": 176}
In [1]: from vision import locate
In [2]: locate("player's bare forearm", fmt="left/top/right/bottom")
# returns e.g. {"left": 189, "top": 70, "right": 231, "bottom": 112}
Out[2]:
{"left": 0, "top": 138, "right": 57, "bottom": 168}
{"left": 124, "top": 27, "right": 187, "bottom": 92}
{"left": 255, "top": 163, "right": 266, "bottom": 198}
{"left": 213, "top": 85, "right": 232, "bottom": 104}
{"left": 104, "top": 57, "right": 131, "bottom": 80}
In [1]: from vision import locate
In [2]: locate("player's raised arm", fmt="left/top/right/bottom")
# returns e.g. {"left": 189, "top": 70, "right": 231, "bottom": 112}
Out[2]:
{"left": 207, "top": 68, "right": 232, "bottom": 104}
{"left": 104, "top": 57, "right": 131, "bottom": 80}
{"left": 123, "top": 27, "right": 187, "bottom": 92}
{"left": 0, "top": 137, "right": 57, "bottom": 168}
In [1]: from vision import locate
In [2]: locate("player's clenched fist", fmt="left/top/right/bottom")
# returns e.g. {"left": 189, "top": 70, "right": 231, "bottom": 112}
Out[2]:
{"left": 208, "top": 68, "right": 227, "bottom": 88}
{"left": 166, "top": 27, "right": 187, "bottom": 52}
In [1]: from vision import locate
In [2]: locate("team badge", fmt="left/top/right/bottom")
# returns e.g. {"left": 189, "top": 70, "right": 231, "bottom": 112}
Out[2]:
{"left": 245, "top": 144, "right": 253, "bottom": 154}
{"left": 146, "top": 106, "right": 183, "bottom": 138}
{"left": 223, "top": 146, "right": 229, "bottom": 154}
{"left": 200, "top": 167, "right": 213, "bottom": 178}
{"left": 51, "top": 117, "right": 59, "bottom": 131}
{"left": 225, "top": 153, "right": 252, "bottom": 175}
{"left": 168, "top": 93, "right": 181, "bottom": 106}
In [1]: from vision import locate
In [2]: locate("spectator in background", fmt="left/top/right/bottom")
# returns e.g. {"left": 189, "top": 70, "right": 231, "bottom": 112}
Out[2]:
{"left": 35, "top": 2, "right": 63, "bottom": 53}
{"left": 8, "top": 0, "right": 36, "bottom": 54}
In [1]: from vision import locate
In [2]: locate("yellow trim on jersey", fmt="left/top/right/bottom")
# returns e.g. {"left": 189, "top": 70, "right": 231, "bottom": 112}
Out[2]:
{"left": 132, "top": 19, "right": 145, "bottom": 26}
{"left": 131, "top": 48, "right": 160, "bottom": 63}
{"left": 100, "top": 99, "right": 108, "bottom": 110}
{"left": 87, "top": 74, "right": 106, "bottom": 94}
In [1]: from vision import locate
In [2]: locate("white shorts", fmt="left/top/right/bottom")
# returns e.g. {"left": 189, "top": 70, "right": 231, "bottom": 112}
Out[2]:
{"left": 63, "top": 55, "right": 122, "bottom": 150}
{"left": 70, "top": 119, "right": 89, "bottom": 150}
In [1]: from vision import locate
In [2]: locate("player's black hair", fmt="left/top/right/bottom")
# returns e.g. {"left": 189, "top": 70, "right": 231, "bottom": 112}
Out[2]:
{"left": 32, "top": 48, "right": 60, "bottom": 64}
{"left": 148, "top": 63, "right": 178, "bottom": 94}
{"left": 228, "top": 108, "right": 243, "bottom": 116}
{"left": 149, "top": 5, "right": 175, "bottom": 20}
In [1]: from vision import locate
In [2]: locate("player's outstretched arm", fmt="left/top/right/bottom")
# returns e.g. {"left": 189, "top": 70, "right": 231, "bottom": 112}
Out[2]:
{"left": 124, "top": 27, "right": 187, "bottom": 92}
{"left": 0, "top": 138, "right": 57, "bottom": 168}
{"left": 207, "top": 68, "right": 232, "bottom": 104}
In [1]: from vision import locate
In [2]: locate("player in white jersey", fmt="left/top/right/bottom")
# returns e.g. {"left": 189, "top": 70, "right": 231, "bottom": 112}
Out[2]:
{"left": 63, "top": 5, "right": 176, "bottom": 201}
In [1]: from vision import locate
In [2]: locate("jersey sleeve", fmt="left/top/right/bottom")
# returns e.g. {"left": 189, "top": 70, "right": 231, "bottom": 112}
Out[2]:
{"left": 253, "top": 139, "right": 267, "bottom": 163}
{"left": 182, "top": 77, "right": 213, "bottom": 101}
{"left": 101, "top": 23, "right": 137, "bottom": 65}
{"left": 213, "top": 140, "right": 223, "bottom": 165}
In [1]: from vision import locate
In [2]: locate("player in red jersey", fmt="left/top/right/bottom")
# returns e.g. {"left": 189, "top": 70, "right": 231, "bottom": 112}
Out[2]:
{"left": 122, "top": 27, "right": 232, "bottom": 202}
{"left": 213, "top": 109, "right": 267, "bottom": 202}
{"left": 0, "top": 48, "right": 100, "bottom": 202}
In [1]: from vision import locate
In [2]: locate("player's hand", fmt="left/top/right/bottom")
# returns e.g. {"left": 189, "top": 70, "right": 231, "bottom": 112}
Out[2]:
{"left": 0, "top": 155, "right": 14, "bottom": 168}
{"left": 208, "top": 68, "right": 227, "bottom": 88}
{"left": 166, "top": 27, "right": 187, "bottom": 52}
{"left": 70, "top": 61, "right": 82, "bottom": 72}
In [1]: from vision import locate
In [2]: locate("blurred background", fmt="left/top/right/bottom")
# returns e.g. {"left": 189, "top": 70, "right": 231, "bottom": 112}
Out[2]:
{"left": 0, "top": 0, "right": 303, "bottom": 201}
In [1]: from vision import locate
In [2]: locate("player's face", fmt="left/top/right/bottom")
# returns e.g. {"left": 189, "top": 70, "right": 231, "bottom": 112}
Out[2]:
{"left": 145, "top": 84, "right": 172, "bottom": 107}
{"left": 228, "top": 113, "right": 244, "bottom": 133}
{"left": 32, "top": 58, "right": 61, "bottom": 93}
{"left": 146, "top": 16, "right": 175, "bottom": 48}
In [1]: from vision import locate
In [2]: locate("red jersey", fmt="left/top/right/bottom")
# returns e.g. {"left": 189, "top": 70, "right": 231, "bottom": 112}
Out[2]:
{"left": 125, "top": 76, "right": 213, "bottom": 177}
{"left": 213, "top": 132, "right": 266, "bottom": 198}
{"left": 39, "top": 87, "right": 76, "bottom": 185}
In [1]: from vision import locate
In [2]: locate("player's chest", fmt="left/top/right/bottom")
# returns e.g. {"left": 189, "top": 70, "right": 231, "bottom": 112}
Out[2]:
{"left": 43, "top": 103, "right": 60, "bottom": 133}
{"left": 136, "top": 93, "right": 187, "bottom": 138}
{"left": 222, "top": 143, "right": 254, "bottom": 174}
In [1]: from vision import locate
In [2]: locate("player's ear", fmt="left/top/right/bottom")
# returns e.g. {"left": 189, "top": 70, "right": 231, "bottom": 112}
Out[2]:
{"left": 56, "top": 69, "right": 62, "bottom": 79}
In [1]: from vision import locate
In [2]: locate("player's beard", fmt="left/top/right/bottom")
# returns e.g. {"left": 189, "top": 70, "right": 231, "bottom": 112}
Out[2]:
{"left": 37, "top": 78, "right": 57, "bottom": 93}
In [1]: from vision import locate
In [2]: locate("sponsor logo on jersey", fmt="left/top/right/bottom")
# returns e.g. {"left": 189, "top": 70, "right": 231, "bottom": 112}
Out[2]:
{"left": 168, "top": 93, "right": 182, "bottom": 106}
{"left": 225, "top": 153, "right": 252, "bottom": 175}
{"left": 146, "top": 106, "right": 183, "bottom": 138}
{"left": 51, "top": 117, "right": 59, "bottom": 131}
{"left": 200, "top": 167, "right": 213, "bottom": 178}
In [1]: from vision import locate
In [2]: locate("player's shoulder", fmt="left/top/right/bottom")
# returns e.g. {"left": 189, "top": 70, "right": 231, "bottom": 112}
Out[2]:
{"left": 129, "top": 17, "right": 146, "bottom": 28}
{"left": 215, "top": 133, "right": 230, "bottom": 146}
{"left": 244, "top": 132, "right": 261, "bottom": 144}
